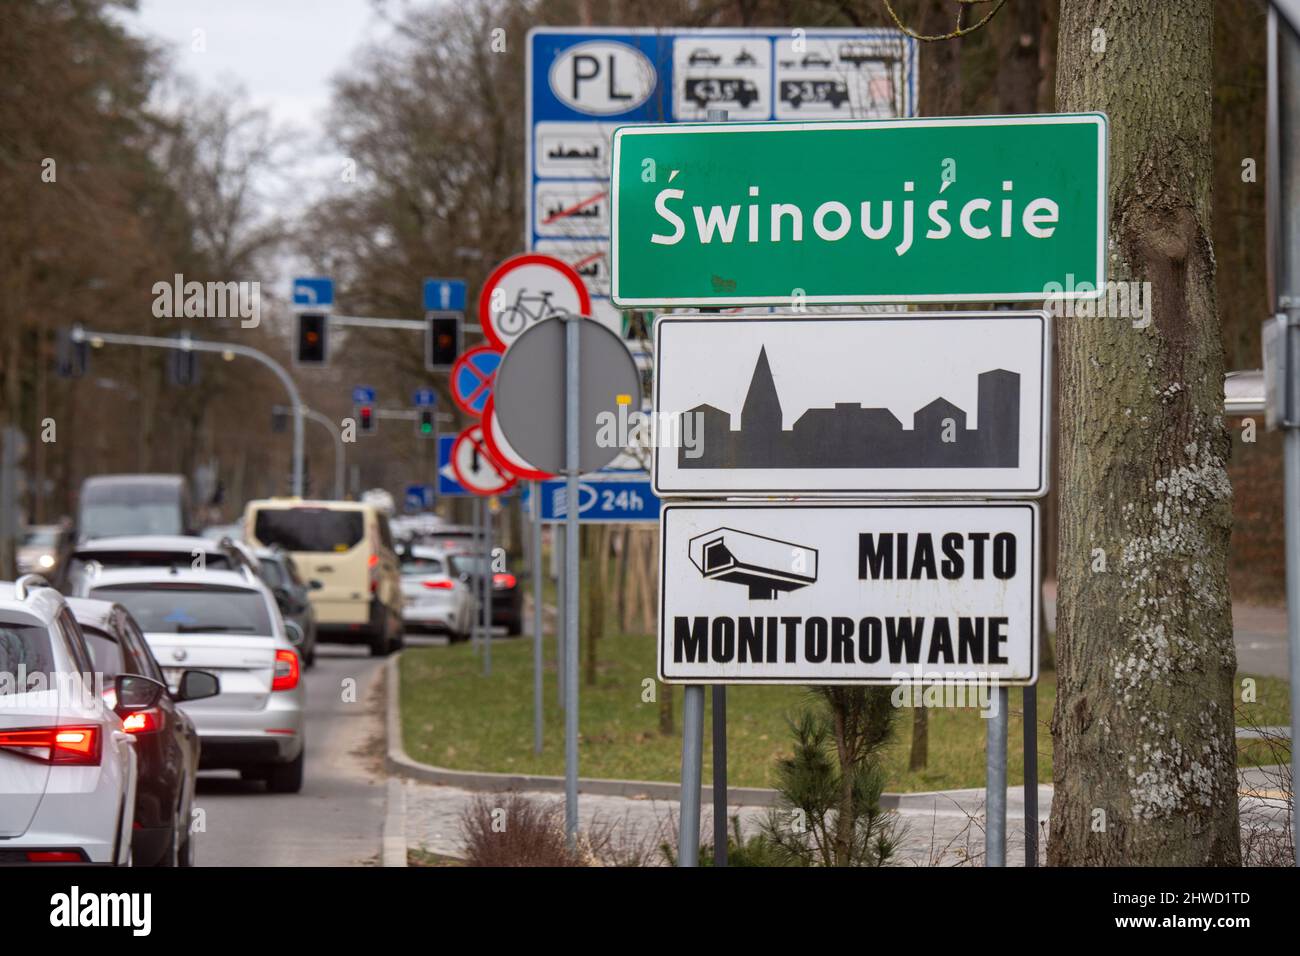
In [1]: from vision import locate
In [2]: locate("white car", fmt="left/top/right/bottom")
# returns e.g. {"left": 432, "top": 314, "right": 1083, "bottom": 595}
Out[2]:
{"left": 0, "top": 575, "right": 153, "bottom": 865}
{"left": 63, "top": 534, "right": 258, "bottom": 595}
{"left": 83, "top": 565, "right": 307, "bottom": 793}
{"left": 400, "top": 546, "right": 475, "bottom": 642}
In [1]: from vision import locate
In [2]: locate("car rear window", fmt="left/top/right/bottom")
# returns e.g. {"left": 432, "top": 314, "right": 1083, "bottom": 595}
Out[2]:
{"left": 88, "top": 585, "right": 274, "bottom": 636}
{"left": 401, "top": 556, "right": 446, "bottom": 575}
{"left": 71, "top": 550, "right": 234, "bottom": 572}
{"left": 254, "top": 508, "right": 365, "bottom": 553}
{"left": 0, "top": 623, "right": 56, "bottom": 692}
{"left": 79, "top": 626, "right": 125, "bottom": 678}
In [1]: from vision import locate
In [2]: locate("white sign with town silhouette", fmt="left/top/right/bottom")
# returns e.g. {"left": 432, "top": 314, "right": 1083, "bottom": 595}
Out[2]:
{"left": 652, "top": 312, "right": 1050, "bottom": 497}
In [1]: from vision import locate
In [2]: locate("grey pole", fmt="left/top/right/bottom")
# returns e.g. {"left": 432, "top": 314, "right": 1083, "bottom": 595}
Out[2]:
{"left": 678, "top": 686, "right": 705, "bottom": 867}
{"left": 556, "top": 522, "right": 566, "bottom": 710}
{"left": 1268, "top": 3, "right": 1300, "bottom": 865}
{"left": 472, "top": 498, "right": 482, "bottom": 653}
{"left": 275, "top": 405, "right": 344, "bottom": 499}
{"left": 1023, "top": 686, "right": 1038, "bottom": 866}
{"left": 532, "top": 481, "right": 544, "bottom": 753}
{"left": 71, "top": 328, "right": 305, "bottom": 496}
{"left": 563, "top": 313, "right": 581, "bottom": 845}
{"left": 484, "top": 498, "right": 493, "bottom": 676}
{"left": 986, "top": 686, "right": 1008, "bottom": 867}
{"left": 712, "top": 686, "right": 728, "bottom": 865}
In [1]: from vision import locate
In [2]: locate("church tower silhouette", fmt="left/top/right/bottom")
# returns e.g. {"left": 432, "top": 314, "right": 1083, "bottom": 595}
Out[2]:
{"left": 740, "top": 346, "right": 782, "bottom": 434}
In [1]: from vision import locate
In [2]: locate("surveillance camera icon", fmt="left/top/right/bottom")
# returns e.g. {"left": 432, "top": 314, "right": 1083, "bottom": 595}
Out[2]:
{"left": 688, "top": 527, "right": 818, "bottom": 600}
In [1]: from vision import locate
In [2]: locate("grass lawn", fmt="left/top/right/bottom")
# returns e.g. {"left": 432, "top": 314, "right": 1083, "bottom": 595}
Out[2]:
{"left": 399, "top": 628, "right": 1291, "bottom": 793}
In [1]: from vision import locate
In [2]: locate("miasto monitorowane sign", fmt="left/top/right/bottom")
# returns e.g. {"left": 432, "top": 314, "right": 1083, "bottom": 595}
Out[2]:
{"left": 659, "top": 501, "right": 1039, "bottom": 686}
{"left": 610, "top": 113, "right": 1108, "bottom": 307}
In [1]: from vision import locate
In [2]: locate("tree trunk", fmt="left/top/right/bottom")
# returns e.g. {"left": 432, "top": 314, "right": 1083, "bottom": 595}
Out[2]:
{"left": 1048, "top": 0, "right": 1239, "bottom": 865}
{"left": 908, "top": 706, "right": 928, "bottom": 771}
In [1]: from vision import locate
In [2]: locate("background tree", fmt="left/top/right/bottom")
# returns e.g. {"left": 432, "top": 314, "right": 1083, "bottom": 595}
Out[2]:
{"left": 1048, "top": 0, "right": 1240, "bottom": 865}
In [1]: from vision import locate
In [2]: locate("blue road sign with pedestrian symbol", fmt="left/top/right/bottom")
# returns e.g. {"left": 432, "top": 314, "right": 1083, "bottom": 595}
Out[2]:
{"left": 423, "top": 278, "right": 467, "bottom": 312}
{"left": 413, "top": 387, "right": 437, "bottom": 407}
{"left": 528, "top": 476, "right": 659, "bottom": 523}
{"left": 352, "top": 385, "right": 376, "bottom": 405}
{"left": 293, "top": 277, "right": 334, "bottom": 308}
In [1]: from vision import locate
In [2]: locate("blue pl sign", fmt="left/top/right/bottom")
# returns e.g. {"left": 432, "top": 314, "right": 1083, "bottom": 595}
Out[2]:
{"left": 352, "top": 385, "right": 376, "bottom": 405}
{"left": 532, "top": 477, "right": 659, "bottom": 523}
{"left": 423, "top": 278, "right": 467, "bottom": 312}
{"left": 293, "top": 277, "right": 334, "bottom": 308}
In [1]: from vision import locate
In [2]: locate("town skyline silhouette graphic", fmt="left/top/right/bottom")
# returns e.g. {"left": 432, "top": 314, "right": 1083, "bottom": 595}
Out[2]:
{"left": 678, "top": 347, "right": 1021, "bottom": 469}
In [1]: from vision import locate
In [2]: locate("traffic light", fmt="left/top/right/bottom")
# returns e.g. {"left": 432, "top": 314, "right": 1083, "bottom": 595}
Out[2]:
{"left": 55, "top": 327, "right": 88, "bottom": 379}
{"left": 296, "top": 312, "right": 328, "bottom": 366}
{"left": 425, "top": 312, "right": 461, "bottom": 371}
{"left": 415, "top": 408, "right": 435, "bottom": 439}
{"left": 357, "top": 405, "right": 375, "bottom": 435}
{"left": 168, "top": 341, "right": 199, "bottom": 387}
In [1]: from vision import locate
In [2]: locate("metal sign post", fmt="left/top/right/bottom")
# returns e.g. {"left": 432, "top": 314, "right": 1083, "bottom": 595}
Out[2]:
{"left": 484, "top": 498, "right": 494, "bottom": 677}
{"left": 532, "top": 481, "right": 544, "bottom": 753}
{"left": 987, "top": 686, "right": 1009, "bottom": 867}
{"left": 563, "top": 313, "right": 581, "bottom": 845}
{"left": 1267, "top": 1, "right": 1300, "bottom": 865}
{"left": 556, "top": 522, "right": 566, "bottom": 711}
{"left": 1024, "top": 684, "right": 1038, "bottom": 866}
{"left": 472, "top": 498, "right": 482, "bottom": 653}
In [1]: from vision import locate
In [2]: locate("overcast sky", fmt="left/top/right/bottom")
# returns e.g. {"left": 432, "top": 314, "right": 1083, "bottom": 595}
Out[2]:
{"left": 123, "top": 0, "right": 401, "bottom": 132}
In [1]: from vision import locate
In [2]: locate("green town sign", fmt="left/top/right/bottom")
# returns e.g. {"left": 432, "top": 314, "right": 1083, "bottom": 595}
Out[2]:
{"left": 610, "top": 114, "right": 1108, "bottom": 307}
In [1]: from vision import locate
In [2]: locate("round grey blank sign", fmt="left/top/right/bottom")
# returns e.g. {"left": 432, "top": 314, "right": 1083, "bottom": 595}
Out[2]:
{"left": 493, "top": 317, "right": 641, "bottom": 475}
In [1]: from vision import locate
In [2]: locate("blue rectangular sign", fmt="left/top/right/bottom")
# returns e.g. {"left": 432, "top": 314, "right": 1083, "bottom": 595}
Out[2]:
{"left": 423, "top": 278, "right": 467, "bottom": 312}
{"left": 405, "top": 484, "right": 435, "bottom": 511}
{"left": 526, "top": 27, "right": 917, "bottom": 332}
{"left": 529, "top": 476, "right": 659, "bottom": 523}
{"left": 293, "top": 276, "right": 334, "bottom": 308}
{"left": 412, "top": 387, "right": 438, "bottom": 408}
{"left": 352, "top": 385, "right": 376, "bottom": 405}
{"left": 437, "top": 435, "right": 469, "bottom": 496}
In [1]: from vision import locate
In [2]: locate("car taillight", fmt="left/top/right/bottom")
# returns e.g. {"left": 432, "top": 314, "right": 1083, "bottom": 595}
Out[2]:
{"left": 369, "top": 552, "right": 380, "bottom": 592}
{"left": 26, "top": 850, "right": 86, "bottom": 863}
{"left": 122, "top": 709, "right": 163, "bottom": 734}
{"left": 272, "top": 649, "right": 300, "bottom": 691}
{"left": 0, "top": 726, "right": 101, "bottom": 765}
{"left": 423, "top": 579, "right": 454, "bottom": 590}
{"left": 493, "top": 573, "right": 517, "bottom": 589}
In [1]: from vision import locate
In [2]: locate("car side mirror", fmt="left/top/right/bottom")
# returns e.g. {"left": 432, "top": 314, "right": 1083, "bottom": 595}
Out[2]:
{"left": 115, "top": 673, "right": 165, "bottom": 713}
{"left": 175, "top": 670, "right": 220, "bottom": 703}
{"left": 283, "top": 619, "right": 305, "bottom": 647}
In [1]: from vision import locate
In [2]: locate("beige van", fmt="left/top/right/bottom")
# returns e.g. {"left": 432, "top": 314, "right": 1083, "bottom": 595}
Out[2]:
{"left": 243, "top": 498, "right": 403, "bottom": 656}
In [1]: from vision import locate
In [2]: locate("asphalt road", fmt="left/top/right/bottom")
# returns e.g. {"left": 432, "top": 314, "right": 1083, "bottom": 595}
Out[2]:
{"left": 191, "top": 644, "right": 391, "bottom": 867}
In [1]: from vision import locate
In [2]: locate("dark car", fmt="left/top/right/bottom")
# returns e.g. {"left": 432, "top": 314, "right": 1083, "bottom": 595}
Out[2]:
{"left": 66, "top": 597, "right": 219, "bottom": 866}
{"left": 450, "top": 552, "right": 522, "bottom": 636}
{"left": 255, "top": 547, "right": 319, "bottom": 667}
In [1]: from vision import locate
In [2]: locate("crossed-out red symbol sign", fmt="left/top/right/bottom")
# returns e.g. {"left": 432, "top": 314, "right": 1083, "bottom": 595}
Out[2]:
{"left": 450, "top": 345, "right": 504, "bottom": 417}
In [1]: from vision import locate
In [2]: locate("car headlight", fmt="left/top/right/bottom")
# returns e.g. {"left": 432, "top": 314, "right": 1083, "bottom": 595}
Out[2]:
{"left": 38, "top": 553, "right": 56, "bottom": 569}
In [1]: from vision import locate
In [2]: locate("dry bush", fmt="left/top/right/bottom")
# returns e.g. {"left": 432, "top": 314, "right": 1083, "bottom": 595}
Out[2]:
{"left": 458, "top": 794, "right": 582, "bottom": 867}
{"left": 1235, "top": 715, "right": 1293, "bottom": 867}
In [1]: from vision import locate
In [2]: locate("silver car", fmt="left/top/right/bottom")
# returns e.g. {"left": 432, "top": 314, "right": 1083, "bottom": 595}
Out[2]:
{"left": 400, "top": 546, "right": 475, "bottom": 642}
{"left": 83, "top": 565, "right": 306, "bottom": 793}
